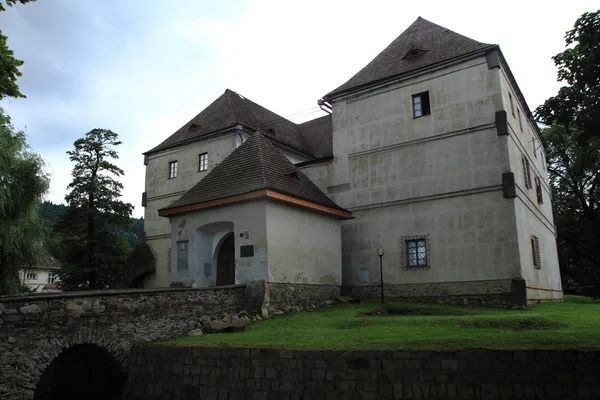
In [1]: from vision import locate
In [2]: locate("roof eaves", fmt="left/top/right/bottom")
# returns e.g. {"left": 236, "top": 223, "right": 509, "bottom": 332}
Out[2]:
{"left": 324, "top": 44, "right": 497, "bottom": 102}
{"left": 143, "top": 125, "right": 237, "bottom": 156}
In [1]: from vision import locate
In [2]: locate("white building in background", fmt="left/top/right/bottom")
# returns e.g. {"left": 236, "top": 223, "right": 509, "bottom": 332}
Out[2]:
{"left": 19, "top": 248, "right": 61, "bottom": 293}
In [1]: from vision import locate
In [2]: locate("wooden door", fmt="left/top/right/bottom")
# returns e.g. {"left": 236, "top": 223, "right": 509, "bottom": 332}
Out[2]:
{"left": 216, "top": 233, "right": 235, "bottom": 286}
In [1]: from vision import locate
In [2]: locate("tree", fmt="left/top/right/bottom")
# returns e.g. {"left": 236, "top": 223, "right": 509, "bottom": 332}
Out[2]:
{"left": 535, "top": 10, "right": 600, "bottom": 297}
{"left": 543, "top": 126, "right": 600, "bottom": 296}
{"left": 55, "top": 129, "right": 133, "bottom": 290}
{"left": 535, "top": 10, "right": 600, "bottom": 137}
{"left": 0, "top": 107, "right": 49, "bottom": 294}
{"left": 0, "top": 0, "right": 38, "bottom": 99}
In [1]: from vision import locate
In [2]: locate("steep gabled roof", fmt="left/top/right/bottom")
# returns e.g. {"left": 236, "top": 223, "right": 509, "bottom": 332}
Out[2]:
{"left": 299, "top": 114, "right": 333, "bottom": 159}
{"left": 145, "top": 89, "right": 313, "bottom": 156}
{"left": 326, "top": 17, "right": 493, "bottom": 99}
{"left": 159, "top": 133, "right": 348, "bottom": 217}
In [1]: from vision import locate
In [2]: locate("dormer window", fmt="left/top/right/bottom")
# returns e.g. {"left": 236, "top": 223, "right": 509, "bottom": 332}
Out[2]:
{"left": 412, "top": 92, "right": 431, "bottom": 118}
{"left": 403, "top": 48, "right": 427, "bottom": 59}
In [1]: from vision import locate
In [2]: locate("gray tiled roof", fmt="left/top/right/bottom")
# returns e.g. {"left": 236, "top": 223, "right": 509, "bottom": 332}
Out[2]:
{"left": 299, "top": 115, "right": 333, "bottom": 159}
{"left": 146, "top": 89, "right": 314, "bottom": 156}
{"left": 160, "top": 133, "right": 345, "bottom": 213}
{"left": 325, "top": 17, "right": 493, "bottom": 99}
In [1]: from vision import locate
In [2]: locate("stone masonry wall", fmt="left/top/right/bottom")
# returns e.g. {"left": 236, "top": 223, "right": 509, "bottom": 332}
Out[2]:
{"left": 0, "top": 285, "right": 248, "bottom": 400}
{"left": 266, "top": 283, "right": 340, "bottom": 312}
{"left": 342, "top": 279, "right": 527, "bottom": 308}
{"left": 127, "top": 346, "right": 600, "bottom": 400}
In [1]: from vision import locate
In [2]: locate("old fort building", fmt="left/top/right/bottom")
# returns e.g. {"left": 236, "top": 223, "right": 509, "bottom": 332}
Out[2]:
{"left": 141, "top": 17, "right": 562, "bottom": 305}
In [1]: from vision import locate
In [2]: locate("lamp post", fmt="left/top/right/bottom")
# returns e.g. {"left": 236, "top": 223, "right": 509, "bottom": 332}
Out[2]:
{"left": 376, "top": 247, "right": 385, "bottom": 304}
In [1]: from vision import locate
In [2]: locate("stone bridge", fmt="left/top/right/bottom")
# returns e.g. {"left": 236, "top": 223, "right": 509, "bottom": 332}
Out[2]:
{"left": 0, "top": 284, "right": 257, "bottom": 400}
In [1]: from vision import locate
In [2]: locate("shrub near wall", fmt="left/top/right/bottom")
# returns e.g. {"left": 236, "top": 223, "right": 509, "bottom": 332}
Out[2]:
{"left": 127, "top": 346, "right": 600, "bottom": 400}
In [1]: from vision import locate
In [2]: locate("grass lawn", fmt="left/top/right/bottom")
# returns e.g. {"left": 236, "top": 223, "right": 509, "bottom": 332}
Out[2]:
{"left": 161, "top": 295, "right": 600, "bottom": 351}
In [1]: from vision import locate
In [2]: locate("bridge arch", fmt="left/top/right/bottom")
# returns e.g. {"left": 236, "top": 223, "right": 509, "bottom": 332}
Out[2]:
{"left": 19, "top": 330, "right": 130, "bottom": 400}
{"left": 34, "top": 342, "right": 126, "bottom": 400}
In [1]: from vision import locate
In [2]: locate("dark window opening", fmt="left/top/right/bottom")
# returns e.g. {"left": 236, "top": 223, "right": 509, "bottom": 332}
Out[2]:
{"left": 535, "top": 176, "right": 543, "bottom": 204}
{"left": 406, "top": 239, "right": 427, "bottom": 267}
{"left": 522, "top": 157, "right": 532, "bottom": 189}
{"left": 531, "top": 236, "right": 541, "bottom": 269}
{"left": 509, "top": 93, "right": 515, "bottom": 117}
{"left": 412, "top": 92, "right": 431, "bottom": 118}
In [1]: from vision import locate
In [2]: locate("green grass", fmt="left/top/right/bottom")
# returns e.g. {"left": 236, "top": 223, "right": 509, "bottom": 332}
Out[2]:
{"left": 161, "top": 295, "right": 600, "bottom": 351}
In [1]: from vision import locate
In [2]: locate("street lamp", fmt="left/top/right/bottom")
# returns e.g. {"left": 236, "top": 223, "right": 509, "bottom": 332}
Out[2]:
{"left": 377, "top": 247, "right": 385, "bottom": 304}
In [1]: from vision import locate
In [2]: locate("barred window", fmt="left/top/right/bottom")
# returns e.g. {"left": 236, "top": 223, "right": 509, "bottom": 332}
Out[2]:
{"left": 522, "top": 156, "right": 532, "bottom": 189}
{"left": 531, "top": 236, "right": 541, "bottom": 269}
{"left": 25, "top": 272, "right": 37, "bottom": 280}
{"left": 406, "top": 239, "right": 427, "bottom": 267}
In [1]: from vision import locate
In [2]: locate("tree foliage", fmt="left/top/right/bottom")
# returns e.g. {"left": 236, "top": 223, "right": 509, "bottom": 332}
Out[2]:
{"left": 0, "top": 107, "right": 49, "bottom": 294}
{"left": 536, "top": 10, "right": 600, "bottom": 297}
{"left": 543, "top": 126, "right": 600, "bottom": 296}
{"left": 535, "top": 10, "right": 600, "bottom": 137}
{"left": 0, "top": 0, "right": 37, "bottom": 99}
{"left": 55, "top": 129, "right": 134, "bottom": 290}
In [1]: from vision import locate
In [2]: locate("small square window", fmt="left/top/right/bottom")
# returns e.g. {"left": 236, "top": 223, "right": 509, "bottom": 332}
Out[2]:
{"left": 412, "top": 92, "right": 431, "bottom": 118}
{"left": 26, "top": 272, "right": 37, "bottom": 280}
{"left": 531, "top": 235, "right": 541, "bottom": 269}
{"left": 535, "top": 176, "right": 543, "bottom": 204}
{"left": 406, "top": 239, "right": 427, "bottom": 267}
{"left": 199, "top": 153, "right": 208, "bottom": 172}
{"left": 168, "top": 161, "right": 178, "bottom": 179}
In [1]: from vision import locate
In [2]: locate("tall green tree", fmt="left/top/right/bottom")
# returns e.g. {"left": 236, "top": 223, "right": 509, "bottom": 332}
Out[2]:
{"left": 535, "top": 10, "right": 600, "bottom": 297}
{"left": 0, "top": 0, "right": 38, "bottom": 99}
{"left": 536, "top": 10, "right": 600, "bottom": 137}
{"left": 543, "top": 126, "right": 600, "bottom": 296}
{"left": 0, "top": 107, "right": 49, "bottom": 294}
{"left": 56, "top": 129, "right": 133, "bottom": 290}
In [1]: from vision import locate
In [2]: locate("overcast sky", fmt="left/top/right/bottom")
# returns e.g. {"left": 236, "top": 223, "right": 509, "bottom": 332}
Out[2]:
{"left": 0, "top": 0, "right": 597, "bottom": 217}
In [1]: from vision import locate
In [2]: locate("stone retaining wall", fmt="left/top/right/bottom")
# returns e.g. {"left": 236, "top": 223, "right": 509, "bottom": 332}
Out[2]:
{"left": 0, "top": 285, "right": 248, "bottom": 400}
{"left": 127, "top": 346, "right": 600, "bottom": 400}
{"left": 342, "top": 279, "right": 526, "bottom": 308}
{"left": 267, "top": 283, "right": 340, "bottom": 312}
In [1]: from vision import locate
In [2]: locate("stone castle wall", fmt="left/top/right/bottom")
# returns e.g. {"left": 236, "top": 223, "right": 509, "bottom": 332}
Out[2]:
{"left": 127, "top": 346, "right": 600, "bottom": 400}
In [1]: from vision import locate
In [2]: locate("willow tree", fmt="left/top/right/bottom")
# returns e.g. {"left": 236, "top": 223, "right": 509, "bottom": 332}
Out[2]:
{"left": 0, "top": 107, "right": 49, "bottom": 294}
{"left": 56, "top": 129, "right": 133, "bottom": 290}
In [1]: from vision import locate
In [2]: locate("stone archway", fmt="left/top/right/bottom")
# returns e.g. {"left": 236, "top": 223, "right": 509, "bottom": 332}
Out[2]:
{"left": 34, "top": 343, "right": 126, "bottom": 400}
{"left": 6, "top": 330, "right": 131, "bottom": 400}
{"left": 216, "top": 232, "right": 235, "bottom": 286}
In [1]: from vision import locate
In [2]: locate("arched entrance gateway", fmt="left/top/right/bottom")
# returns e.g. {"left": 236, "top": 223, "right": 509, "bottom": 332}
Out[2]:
{"left": 34, "top": 344, "right": 126, "bottom": 400}
{"left": 216, "top": 231, "right": 235, "bottom": 286}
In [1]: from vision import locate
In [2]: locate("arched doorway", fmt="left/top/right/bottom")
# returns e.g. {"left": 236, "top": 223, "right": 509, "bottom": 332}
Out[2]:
{"left": 34, "top": 343, "right": 126, "bottom": 400}
{"left": 216, "top": 232, "right": 235, "bottom": 286}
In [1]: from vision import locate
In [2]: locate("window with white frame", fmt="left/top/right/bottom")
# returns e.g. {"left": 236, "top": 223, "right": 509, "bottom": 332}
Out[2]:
{"left": 412, "top": 92, "right": 431, "bottom": 118}
{"left": 25, "top": 272, "right": 37, "bottom": 280}
{"left": 48, "top": 272, "right": 57, "bottom": 284}
{"left": 168, "top": 161, "right": 178, "bottom": 179}
{"left": 199, "top": 153, "right": 208, "bottom": 171}
{"left": 531, "top": 236, "right": 541, "bottom": 269}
